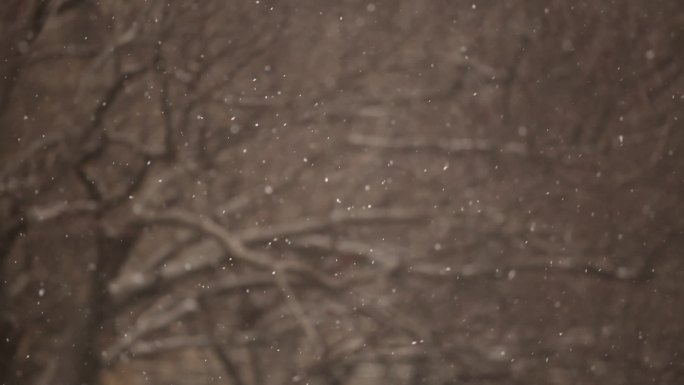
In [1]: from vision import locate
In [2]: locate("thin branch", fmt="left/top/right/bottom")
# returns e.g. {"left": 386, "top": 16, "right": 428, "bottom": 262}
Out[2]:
{"left": 213, "top": 154, "right": 319, "bottom": 217}
{"left": 409, "top": 259, "right": 646, "bottom": 283}
{"left": 107, "top": 132, "right": 167, "bottom": 159}
{"left": 135, "top": 208, "right": 277, "bottom": 269}
{"left": 616, "top": 121, "right": 675, "bottom": 186}
{"left": 108, "top": 240, "right": 222, "bottom": 306}
{"left": 196, "top": 299, "right": 247, "bottom": 385}
{"left": 28, "top": 200, "right": 99, "bottom": 222}
{"left": 284, "top": 234, "right": 401, "bottom": 270}
{"left": 238, "top": 208, "right": 424, "bottom": 244}
{"left": 274, "top": 270, "right": 325, "bottom": 356}
{"left": 102, "top": 297, "right": 199, "bottom": 365}
{"left": 348, "top": 133, "right": 527, "bottom": 155}
{"left": 139, "top": 232, "right": 201, "bottom": 271}
{"left": 135, "top": 207, "right": 338, "bottom": 288}
{"left": 127, "top": 335, "right": 211, "bottom": 359}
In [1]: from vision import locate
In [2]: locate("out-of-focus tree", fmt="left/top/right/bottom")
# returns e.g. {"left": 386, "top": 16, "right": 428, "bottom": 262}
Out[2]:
{"left": 1, "top": 1, "right": 683, "bottom": 385}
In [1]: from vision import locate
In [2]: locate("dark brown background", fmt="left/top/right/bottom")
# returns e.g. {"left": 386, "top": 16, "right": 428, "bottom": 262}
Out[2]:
{"left": 1, "top": 1, "right": 683, "bottom": 384}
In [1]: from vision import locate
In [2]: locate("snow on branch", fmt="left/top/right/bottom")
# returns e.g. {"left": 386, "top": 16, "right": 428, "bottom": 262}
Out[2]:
{"left": 409, "top": 260, "right": 647, "bottom": 282}
{"left": 238, "top": 208, "right": 425, "bottom": 244}
{"left": 28, "top": 200, "right": 99, "bottom": 222}
{"left": 133, "top": 207, "right": 339, "bottom": 286}
{"left": 136, "top": 207, "right": 277, "bottom": 269}
{"left": 127, "top": 335, "right": 211, "bottom": 359}
{"left": 102, "top": 298, "right": 200, "bottom": 364}
{"left": 348, "top": 133, "right": 527, "bottom": 155}
{"left": 284, "top": 234, "right": 401, "bottom": 270}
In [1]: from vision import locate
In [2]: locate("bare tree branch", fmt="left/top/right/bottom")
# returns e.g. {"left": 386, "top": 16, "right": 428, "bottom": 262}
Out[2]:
{"left": 127, "top": 335, "right": 211, "bottom": 359}
{"left": 102, "top": 298, "right": 199, "bottom": 365}
{"left": 238, "top": 208, "right": 425, "bottom": 245}
{"left": 348, "top": 133, "right": 528, "bottom": 155}
{"left": 28, "top": 200, "right": 99, "bottom": 222}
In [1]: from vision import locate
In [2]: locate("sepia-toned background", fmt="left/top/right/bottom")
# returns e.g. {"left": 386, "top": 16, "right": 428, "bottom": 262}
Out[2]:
{"left": 1, "top": 1, "right": 683, "bottom": 384}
